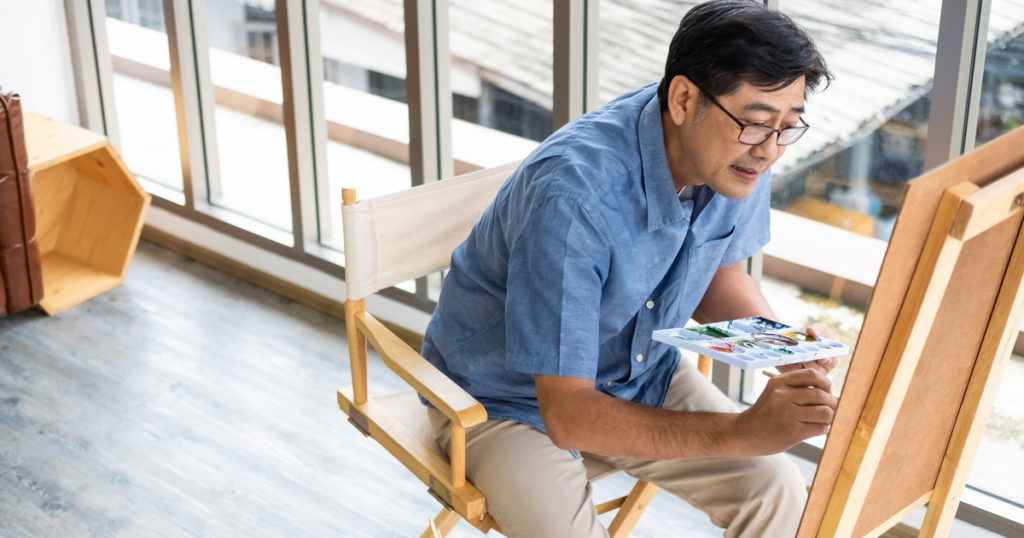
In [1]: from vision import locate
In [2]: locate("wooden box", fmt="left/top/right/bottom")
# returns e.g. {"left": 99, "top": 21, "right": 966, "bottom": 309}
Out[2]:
{"left": 24, "top": 113, "right": 151, "bottom": 314}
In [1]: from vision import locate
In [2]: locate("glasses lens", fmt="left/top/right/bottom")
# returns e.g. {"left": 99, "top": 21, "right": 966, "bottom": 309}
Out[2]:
{"left": 778, "top": 126, "right": 809, "bottom": 146}
{"left": 738, "top": 125, "right": 774, "bottom": 145}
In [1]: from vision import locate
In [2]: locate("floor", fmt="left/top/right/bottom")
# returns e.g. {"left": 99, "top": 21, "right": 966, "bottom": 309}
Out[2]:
{"left": 0, "top": 242, "right": 1006, "bottom": 537}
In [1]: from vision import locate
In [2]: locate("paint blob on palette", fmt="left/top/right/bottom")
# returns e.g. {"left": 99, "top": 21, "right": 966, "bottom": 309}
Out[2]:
{"left": 652, "top": 316, "right": 850, "bottom": 370}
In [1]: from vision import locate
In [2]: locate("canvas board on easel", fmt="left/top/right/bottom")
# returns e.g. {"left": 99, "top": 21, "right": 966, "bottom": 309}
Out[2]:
{"left": 794, "top": 125, "right": 1024, "bottom": 538}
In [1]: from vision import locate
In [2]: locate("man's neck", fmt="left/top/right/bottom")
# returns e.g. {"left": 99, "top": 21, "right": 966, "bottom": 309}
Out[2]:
{"left": 661, "top": 109, "right": 703, "bottom": 193}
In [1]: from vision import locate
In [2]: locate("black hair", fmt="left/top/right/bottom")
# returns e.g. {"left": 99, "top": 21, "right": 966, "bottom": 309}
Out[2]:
{"left": 657, "top": 0, "right": 833, "bottom": 111}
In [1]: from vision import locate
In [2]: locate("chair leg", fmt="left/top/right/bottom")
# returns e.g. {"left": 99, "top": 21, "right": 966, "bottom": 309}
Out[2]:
{"left": 466, "top": 513, "right": 504, "bottom": 535}
{"left": 419, "top": 508, "right": 461, "bottom": 538}
{"left": 607, "top": 480, "right": 659, "bottom": 538}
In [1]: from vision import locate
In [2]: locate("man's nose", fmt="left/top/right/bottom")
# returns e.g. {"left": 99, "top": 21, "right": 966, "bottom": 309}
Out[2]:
{"left": 749, "top": 133, "right": 781, "bottom": 162}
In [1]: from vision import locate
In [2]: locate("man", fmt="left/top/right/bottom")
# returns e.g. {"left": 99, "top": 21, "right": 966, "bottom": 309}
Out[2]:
{"left": 421, "top": 1, "right": 838, "bottom": 536}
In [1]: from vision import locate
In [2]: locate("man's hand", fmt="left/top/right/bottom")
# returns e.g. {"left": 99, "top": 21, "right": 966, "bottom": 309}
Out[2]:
{"left": 735, "top": 368, "right": 838, "bottom": 456}
{"left": 776, "top": 322, "right": 839, "bottom": 375}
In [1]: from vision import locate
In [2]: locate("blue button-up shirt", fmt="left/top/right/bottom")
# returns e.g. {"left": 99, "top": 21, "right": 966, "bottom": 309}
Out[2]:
{"left": 421, "top": 84, "right": 771, "bottom": 435}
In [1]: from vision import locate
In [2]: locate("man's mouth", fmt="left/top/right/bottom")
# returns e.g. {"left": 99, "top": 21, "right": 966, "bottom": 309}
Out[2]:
{"left": 730, "top": 165, "right": 761, "bottom": 180}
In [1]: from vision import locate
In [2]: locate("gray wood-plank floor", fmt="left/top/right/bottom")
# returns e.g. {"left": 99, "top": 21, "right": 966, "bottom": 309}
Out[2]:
{"left": 0, "top": 242, "right": 728, "bottom": 537}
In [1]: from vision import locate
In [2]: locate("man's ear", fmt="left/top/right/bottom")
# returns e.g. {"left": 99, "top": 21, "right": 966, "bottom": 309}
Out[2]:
{"left": 667, "top": 75, "right": 698, "bottom": 127}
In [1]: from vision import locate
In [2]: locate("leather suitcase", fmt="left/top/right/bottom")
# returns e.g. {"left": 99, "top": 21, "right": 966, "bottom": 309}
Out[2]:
{"left": 0, "top": 87, "right": 44, "bottom": 317}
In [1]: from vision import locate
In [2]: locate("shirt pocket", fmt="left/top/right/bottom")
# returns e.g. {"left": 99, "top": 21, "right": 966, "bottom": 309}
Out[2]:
{"left": 684, "top": 226, "right": 736, "bottom": 298}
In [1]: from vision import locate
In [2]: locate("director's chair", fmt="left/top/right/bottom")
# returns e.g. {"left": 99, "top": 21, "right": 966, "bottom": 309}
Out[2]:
{"left": 338, "top": 162, "right": 716, "bottom": 537}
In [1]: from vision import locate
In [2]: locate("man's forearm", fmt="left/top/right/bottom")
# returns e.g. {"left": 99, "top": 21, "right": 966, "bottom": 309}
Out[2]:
{"left": 537, "top": 375, "right": 750, "bottom": 460}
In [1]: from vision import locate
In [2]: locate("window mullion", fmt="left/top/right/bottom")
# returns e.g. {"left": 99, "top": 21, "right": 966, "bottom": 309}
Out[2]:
{"left": 67, "top": 0, "right": 120, "bottom": 146}
{"left": 405, "top": 0, "right": 453, "bottom": 186}
{"left": 923, "top": 0, "right": 993, "bottom": 170}
{"left": 553, "top": 0, "right": 598, "bottom": 129}
{"left": 301, "top": 0, "right": 332, "bottom": 248}
{"left": 276, "top": 0, "right": 317, "bottom": 251}
{"left": 184, "top": 0, "right": 218, "bottom": 207}
{"left": 163, "top": 0, "right": 207, "bottom": 210}
{"left": 63, "top": 0, "right": 109, "bottom": 136}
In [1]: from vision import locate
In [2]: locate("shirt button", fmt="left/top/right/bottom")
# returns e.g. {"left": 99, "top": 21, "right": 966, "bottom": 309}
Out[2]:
{"left": 646, "top": 301, "right": 654, "bottom": 309}
{"left": 636, "top": 354, "right": 644, "bottom": 362}
{"left": 606, "top": 382, "right": 612, "bottom": 386}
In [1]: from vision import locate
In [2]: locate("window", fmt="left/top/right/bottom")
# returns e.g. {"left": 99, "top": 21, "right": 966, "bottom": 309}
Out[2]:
{"left": 105, "top": 0, "right": 123, "bottom": 20}
{"left": 201, "top": 0, "right": 293, "bottom": 238}
{"left": 313, "top": 0, "right": 413, "bottom": 256}
{"left": 976, "top": 6, "right": 1024, "bottom": 146}
{"left": 138, "top": 0, "right": 165, "bottom": 31}
{"left": 597, "top": 1, "right": 699, "bottom": 108}
{"left": 773, "top": 2, "right": 940, "bottom": 243}
{"left": 967, "top": 1, "right": 1024, "bottom": 507}
{"left": 449, "top": 0, "right": 551, "bottom": 174}
{"left": 104, "top": 0, "right": 185, "bottom": 203}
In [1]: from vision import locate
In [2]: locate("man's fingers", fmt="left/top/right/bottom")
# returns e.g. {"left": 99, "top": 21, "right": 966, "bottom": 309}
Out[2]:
{"left": 800, "top": 361, "right": 829, "bottom": 376}
{"left": 806, "top": 322, "right": 830, "bottom": 338}
{"left": 815, "top": 357, "right": 839, "bottom": 374}
{"left": 776, "top": 367, "right": 833, "bottom": 394}
{"left": 801, "top": 422, "right": 830, "bottom": 439}
{"left": 793, "top": 403, "right": 835, "bottom": 425}
{"left": 776, "top": 363, "right": 802, "bottom": 374}
{"left": 792, "top": 386, "right": 838, "bottom": 410}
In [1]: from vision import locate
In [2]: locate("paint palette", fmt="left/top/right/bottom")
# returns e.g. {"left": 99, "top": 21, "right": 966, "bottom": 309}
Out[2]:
{"left": 652, "top": 316, "right": 850, "bottom": 370}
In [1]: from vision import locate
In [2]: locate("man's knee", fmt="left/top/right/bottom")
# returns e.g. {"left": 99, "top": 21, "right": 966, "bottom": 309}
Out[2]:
{"left": 726, "top": 454, "right": 807, "bottom": 536}
{"left": 745, "top": 454, "right": 806, "bottom": 507}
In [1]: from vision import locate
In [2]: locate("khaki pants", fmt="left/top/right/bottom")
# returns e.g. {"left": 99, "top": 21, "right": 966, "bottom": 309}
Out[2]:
{"left": 428, "top": 358, "right": 807, "bottom": 538}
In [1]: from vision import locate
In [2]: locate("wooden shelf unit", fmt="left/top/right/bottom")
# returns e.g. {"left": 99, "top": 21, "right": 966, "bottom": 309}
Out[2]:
{"left": 24, "top": 113, "right": 151, "bottom": 314}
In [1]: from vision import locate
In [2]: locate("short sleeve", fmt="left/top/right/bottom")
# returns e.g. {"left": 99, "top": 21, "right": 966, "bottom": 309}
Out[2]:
{"left": 505, "top": 195, "right": 609, "bottom": 380}
{"left": 719, "top": 169, "right": 772, "bottom": 267}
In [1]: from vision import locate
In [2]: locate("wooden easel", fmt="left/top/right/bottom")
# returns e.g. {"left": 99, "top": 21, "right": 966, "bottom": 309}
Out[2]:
{"left": 797, "top": 125, "right": 1024, "bottom": 538}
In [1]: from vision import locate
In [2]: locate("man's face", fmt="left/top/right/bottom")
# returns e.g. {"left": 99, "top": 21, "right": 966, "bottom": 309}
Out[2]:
{"left": 666, "top": 77, "right": 806, "bottom": 199}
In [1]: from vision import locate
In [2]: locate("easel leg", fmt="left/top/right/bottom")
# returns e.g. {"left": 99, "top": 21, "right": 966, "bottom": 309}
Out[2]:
{"left": 420, "top": 508, "right": 461, "bottom": 538}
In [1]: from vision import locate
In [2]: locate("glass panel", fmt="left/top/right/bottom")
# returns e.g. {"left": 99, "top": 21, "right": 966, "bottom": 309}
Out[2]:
{"left": 597, "top": 1, "right": 700, "bottom": 108}
{"left": 967, "top": 1, "right": 1024, "bottom": 507}
{"left": 975, "top": 2, "right": 1024, "bottom": 146}
{"left": 774, "top": 1, "right": 940, "bottom": 243}
{"left": 315, "top": 0, "right": 413, "bottom": 252}
{"left": 449, "top": 0, "right": 551, "bottom": 175}
{"left": 969, "top": 353, "right": 1024, "bottom": 507}
{"left": 104, "top": 0, "right": 185, "bottom": 201}
{"left": 202, "top": 0, "right": 293, "bottom": 233}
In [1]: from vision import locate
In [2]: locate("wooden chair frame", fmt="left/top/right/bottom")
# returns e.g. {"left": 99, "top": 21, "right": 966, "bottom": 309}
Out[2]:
{"left": 337, "top": 185, "right": 716, "bottom": 537}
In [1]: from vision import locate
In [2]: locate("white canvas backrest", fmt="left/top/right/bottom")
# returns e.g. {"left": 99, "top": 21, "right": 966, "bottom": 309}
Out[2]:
{"left": 342, "top": 161, "right": 521, "bottom": 300}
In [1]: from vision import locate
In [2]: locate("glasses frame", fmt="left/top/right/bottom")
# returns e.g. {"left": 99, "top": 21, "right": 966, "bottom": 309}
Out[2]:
{"left": 694, "top": 85, "right": 810, "bottom": 146}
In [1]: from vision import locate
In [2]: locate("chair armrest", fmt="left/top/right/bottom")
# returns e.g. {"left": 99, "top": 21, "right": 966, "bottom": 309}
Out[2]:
{"left": 353, "top": 311, "right": 487, "bottom": 429}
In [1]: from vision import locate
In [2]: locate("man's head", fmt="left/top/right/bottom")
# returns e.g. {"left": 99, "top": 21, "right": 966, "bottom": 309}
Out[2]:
{"left": 658, "top": 0, "right": 832, "bottom": 199}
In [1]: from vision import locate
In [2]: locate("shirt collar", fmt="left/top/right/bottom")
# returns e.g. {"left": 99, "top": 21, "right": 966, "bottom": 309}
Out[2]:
{"left": 638, "top": 93, "right": 689, "bottom": 232}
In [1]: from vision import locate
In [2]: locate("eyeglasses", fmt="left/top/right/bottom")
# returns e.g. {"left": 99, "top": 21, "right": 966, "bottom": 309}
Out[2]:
{"left": 694, "top": 85, "right": 810, "bottom": 146}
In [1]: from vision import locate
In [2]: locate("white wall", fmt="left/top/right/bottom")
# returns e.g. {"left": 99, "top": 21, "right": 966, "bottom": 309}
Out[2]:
{"left": 0, "top": 0, "right": 79, "bottom": 125}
